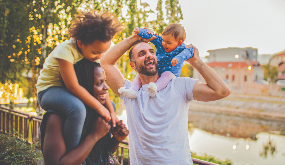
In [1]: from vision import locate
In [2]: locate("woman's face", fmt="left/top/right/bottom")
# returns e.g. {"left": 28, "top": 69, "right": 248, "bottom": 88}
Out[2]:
{"left": 93, "top": 67, "right": 109, "bottom": 105}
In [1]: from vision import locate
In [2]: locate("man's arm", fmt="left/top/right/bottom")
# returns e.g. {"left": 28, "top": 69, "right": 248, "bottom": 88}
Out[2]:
{"left": 186, "top": 45, "right": 231, "bottom": 102}
{"left": 101, "top": 35, "right": 141, "bottom": 96}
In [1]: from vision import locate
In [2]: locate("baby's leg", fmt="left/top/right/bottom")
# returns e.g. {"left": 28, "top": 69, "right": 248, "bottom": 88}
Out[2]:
{"left": 38, "top": 86, "right": 86, "bottom": 152}
{"left": 156, "top": 71, "right": 176, "bottom": 91}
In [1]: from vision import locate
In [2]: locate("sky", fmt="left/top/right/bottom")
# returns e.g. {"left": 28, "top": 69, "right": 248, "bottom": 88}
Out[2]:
{"left": 141, "top": 0, "right": 285, "bottom": 57}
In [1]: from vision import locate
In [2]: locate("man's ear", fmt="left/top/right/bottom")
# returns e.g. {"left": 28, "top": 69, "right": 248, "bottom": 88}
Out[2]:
{"left": 178, "top": 40, "right": 183, "bottom": 46}
{"left": 130, "top": 61, "right": 137, "bottom": 71}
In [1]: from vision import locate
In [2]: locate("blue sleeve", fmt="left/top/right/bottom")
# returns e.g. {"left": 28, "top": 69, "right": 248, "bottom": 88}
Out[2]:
{"left": 174, "top": 47, "right": 195, "bottom": 64}
{"left": 137, "top": 28, "right": 164, "bottom": 53}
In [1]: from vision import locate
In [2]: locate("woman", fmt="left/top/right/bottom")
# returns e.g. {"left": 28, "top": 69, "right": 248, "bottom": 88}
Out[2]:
{"left": 40, "top": 59, "right": 129, "bottom": 165}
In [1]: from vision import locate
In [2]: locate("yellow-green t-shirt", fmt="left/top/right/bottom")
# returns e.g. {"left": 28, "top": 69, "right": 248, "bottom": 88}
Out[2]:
{"left": 36, "top": 38, "right": 84, "bottom": 93}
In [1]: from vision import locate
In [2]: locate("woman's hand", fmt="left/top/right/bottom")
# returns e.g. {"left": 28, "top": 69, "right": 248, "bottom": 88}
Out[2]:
{"left": 112, "top": 120, "right": 129, "bottom": 142}
{"left": 90, "top": 117, "right": 111, "bottom": 140}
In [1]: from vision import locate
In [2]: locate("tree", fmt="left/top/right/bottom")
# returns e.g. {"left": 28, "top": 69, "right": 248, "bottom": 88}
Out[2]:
{"left": 1, "top": 0, "right": 184, "bottom": 110}
{"left": 262, "top": 64, "right": 278, "bottom": 82}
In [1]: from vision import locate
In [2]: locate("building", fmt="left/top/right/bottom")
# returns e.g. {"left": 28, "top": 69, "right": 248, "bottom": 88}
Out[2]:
{"left": 207, "top": 47, "right": 258, "bottom": 63}
{"left": 269, "top": 50, "right": 285, "bottom": 80}
{"left": 193, "top": 47, "right": 264, "bottom": 86}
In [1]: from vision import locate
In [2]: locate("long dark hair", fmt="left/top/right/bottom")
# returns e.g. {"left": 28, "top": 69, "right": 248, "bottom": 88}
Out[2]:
{"left": 74, "top": 58, "right": 111, "bottom": 164}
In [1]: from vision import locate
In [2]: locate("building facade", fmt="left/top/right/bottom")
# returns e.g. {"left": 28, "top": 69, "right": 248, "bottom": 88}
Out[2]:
{"left": 269, "top": 50, "right": 285, "bottom": 80}
{"left": 207, "top": 47, "right": 258, "bottom": 63}
{"left": 193, "top": 47, "right": 264, "bottom": 87}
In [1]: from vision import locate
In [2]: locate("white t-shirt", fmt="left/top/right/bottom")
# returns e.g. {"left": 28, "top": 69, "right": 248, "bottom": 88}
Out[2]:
{"left": 120, "top": 77, "right": 198, "bottom": 165}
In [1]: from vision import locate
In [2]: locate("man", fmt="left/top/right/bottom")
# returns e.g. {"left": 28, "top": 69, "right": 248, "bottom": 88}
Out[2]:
{"left": 101, "top": 34, "right": 231, "bottom": 164}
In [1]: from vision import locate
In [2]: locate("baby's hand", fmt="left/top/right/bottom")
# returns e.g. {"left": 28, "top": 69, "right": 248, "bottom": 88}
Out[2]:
{"left": 133, "top": 27, "right": 140, "bottom": 35}
{"left": 110, "top": 112, "right": 119, "bottom": 128}
{"left": 143, "top": 27, "right": 156, "bottom": 35}
{"left": 171, "top": 58, "right": 178, "bottom": 66}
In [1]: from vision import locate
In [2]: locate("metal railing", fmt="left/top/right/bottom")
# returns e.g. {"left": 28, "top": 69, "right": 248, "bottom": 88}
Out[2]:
{"left": 0, "top": 106, "right": 216, "bottom": 165}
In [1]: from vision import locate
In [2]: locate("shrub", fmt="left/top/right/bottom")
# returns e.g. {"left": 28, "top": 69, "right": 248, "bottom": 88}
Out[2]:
{"left": 0, "top": 133, "right": 42, "bottom": 165}
{"left": 192, "top": 152, "right": 233, "bottom": 165}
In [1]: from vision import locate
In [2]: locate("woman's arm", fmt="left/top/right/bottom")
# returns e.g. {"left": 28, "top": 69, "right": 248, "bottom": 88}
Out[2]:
{"left": 109, "top": 120, "right": 129, "bottom": 153}
{"left": 43, "top": 115, "right": 110, "bottom": 165}
{"left": 57, "top": 59, "right": 111, "bottom": 122}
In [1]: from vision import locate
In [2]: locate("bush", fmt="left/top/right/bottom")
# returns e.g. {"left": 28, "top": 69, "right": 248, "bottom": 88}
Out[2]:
{"left": 0, "top": 133, "right": 42, "bottom": 165}
{"left": 192, "top": 152, "right": 233, "bottom": 165}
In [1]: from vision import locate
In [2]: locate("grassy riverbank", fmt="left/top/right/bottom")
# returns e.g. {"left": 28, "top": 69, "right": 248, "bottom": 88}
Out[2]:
{"left": 189, "top": 93, "right": 285, "bottom": 120}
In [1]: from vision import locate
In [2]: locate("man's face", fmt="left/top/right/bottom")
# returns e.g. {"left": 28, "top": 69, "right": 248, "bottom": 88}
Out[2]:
{"left": 131, "top": 43, "right": 158, "bottom": 76}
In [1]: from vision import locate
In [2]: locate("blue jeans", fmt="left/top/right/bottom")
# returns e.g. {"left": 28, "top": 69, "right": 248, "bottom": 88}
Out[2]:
{"left": 38, "top": 86, "right": 86, "bottom": 152}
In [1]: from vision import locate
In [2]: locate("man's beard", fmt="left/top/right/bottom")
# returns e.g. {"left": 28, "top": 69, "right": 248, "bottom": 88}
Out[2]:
{"left": 135, "top": 61, "right": 158, "bottom": 76}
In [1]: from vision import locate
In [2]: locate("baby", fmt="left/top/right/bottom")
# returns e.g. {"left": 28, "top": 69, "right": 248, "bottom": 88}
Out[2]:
{"left": 119, "top": 24, "right": 195, "bottom": 98}
{"left": 133, "top": 23, "right": 194, "bottom": 77}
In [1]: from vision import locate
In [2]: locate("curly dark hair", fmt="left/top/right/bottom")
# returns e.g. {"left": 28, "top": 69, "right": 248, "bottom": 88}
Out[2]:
{"left": 68, "top": 10, "right": 124, "bottom": 45}
{"left": 74, "top": 58, "right": 111, "bottom": 164}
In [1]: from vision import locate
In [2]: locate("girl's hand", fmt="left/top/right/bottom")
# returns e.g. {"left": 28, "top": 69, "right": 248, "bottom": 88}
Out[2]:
{"left": 112, "top": 120, "right": 129, "bottom": 142}
{"left": 100, "top": 108, "right": 111, "bottom": 122}
{"left": 110, "top": 112, "right": 119, "bottom": 128}
{"left": 91, "top": 117, "right": 111, "bottom": 140}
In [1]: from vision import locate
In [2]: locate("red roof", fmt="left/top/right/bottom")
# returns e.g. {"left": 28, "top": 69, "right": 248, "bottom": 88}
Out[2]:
{"left": 278, "top": 73, "right": 285, "bottom": 79}
{"left": 279, "top": 64, "right": 285, "bottom": 72}
{"left": 207, "top": 61, "right": 258, "bottom": 68}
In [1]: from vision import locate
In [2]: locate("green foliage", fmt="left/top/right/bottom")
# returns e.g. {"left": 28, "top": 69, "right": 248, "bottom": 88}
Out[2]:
{"left": 180, "top": 63, "right": 193, "bottom": 77}
{"left": 262, "top": 64, "right": 278, "bottom": 82}
{"left": 1, "top": 0, "right": 184, "bottom": 108}
{"left": 192, "top": 152, "right": 233, "bottom": 165}
{"left": 0, "top": 133, "right": 42, "bottom": 165}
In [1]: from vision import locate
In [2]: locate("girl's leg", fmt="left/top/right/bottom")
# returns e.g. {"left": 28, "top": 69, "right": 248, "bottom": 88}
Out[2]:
{"left": 38, "top": 86, "right": 86, "bottom": 152}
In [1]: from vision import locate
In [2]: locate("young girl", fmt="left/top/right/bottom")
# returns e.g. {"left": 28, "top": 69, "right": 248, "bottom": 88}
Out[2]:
{"left": 37, "top": 10, "right": 123, "bottom": 152}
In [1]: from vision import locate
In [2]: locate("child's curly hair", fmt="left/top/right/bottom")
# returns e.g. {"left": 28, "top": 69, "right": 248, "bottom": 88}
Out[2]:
{"left": 68, "top": 10, "right": 124, "bottom": 45}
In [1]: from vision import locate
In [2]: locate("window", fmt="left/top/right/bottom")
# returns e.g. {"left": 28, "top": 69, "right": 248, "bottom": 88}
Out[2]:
{"left": 244, "top": 75, "right": 247, "bottom": 82}
{"left": 232, "top": 75, "right": 235, "bottom": 81}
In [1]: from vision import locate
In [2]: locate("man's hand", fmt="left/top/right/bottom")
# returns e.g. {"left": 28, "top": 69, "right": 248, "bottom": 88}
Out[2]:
{"left": 133, "top": 27, "right": 140, "bottom": 35}
{"left": 112, "top": 120, "right": 129, "bottom": 142}
{"left": 171, "top": 58, "right": 178, "bottom": 66}
{"left": 185, "top": 44, "right": 202, "bottom": 65}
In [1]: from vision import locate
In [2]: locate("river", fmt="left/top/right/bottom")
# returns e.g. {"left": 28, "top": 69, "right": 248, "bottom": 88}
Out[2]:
{"left": 118, "top": 109, "right": 285, "bottom": 165}
{"left": 188, "top": 110, "right": 285, "bottom": 165}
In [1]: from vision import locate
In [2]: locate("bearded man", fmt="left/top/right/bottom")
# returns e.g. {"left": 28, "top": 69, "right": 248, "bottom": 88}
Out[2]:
{"left": 101, "top": 34, "right": 231, "bottom": 165}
